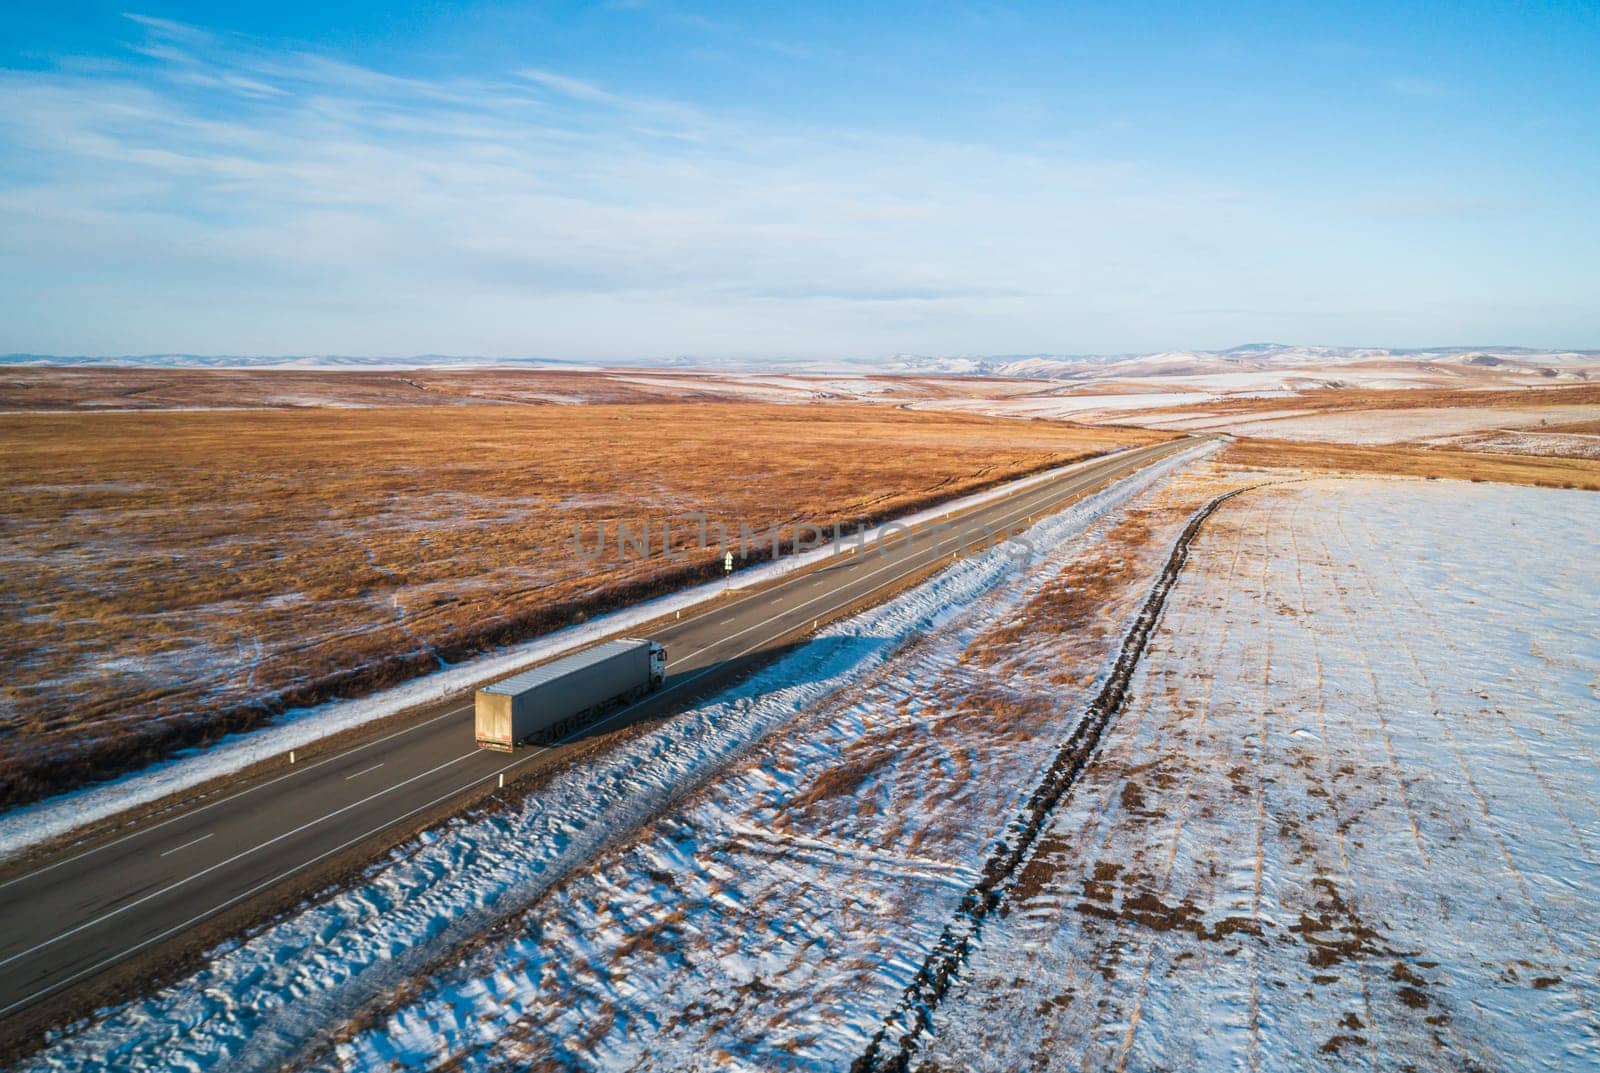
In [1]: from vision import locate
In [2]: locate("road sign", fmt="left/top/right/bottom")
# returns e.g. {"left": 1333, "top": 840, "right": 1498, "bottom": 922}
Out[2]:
{"left": 724, "top": 551, "right": 734, "bottom": 573}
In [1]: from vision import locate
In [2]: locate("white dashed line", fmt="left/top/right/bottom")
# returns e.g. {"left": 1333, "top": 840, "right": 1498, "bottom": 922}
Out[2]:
{"left": 157, "top": 833, "right": 212, "bottom": 858}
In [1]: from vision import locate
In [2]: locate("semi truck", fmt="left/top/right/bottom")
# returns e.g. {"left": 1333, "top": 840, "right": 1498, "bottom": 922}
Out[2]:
{"left": 474, "top": 638, "right": 667, "bottom": 751}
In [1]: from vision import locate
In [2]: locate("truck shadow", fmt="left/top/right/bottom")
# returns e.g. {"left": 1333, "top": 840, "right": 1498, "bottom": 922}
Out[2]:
{"left": 558, "top": 633, "right": 889, "bottom": 748}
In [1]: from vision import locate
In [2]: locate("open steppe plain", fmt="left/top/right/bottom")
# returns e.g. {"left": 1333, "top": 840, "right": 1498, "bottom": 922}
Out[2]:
{"left": 4, "top": 361, "right": 1598, "bottom": 1071}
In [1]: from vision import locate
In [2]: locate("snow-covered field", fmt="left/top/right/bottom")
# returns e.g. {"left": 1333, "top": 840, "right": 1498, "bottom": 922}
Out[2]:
{"left": 1423, "top": 428, "right": 1600, "bottom": 459}
{"left": 1215, "top": 404, "right": 1599, "bottom": 444}
{"left": 910, "top": 391, "right": 1220, "bottom": 423}
{"left": 1135, "top": 406, "right": 1319, "bottom": 431}
{"left": 920, "top": 479, "right": 1600, "bottom": 1072}
{"left": 15, "top": 448, "right": 1220, "bottom": 1072}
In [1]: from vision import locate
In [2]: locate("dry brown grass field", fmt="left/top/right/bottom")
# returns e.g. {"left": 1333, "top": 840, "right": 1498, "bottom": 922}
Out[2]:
{"left": 0, "top": 367, "right": 692, "bottom": 410}
{"left": 0, "top": 398, "right": 1165, "bottom": 809}
{"left": 0, "top": 367, "right": 1049, "bottom": 411}
{"left": 1220, "top": 437, "right": 1600, "bottom": 488}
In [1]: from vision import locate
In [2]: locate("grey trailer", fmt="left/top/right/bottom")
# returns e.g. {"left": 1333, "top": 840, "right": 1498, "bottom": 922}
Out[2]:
{"left": 475, "top": 638, "right": 666, "bottom": 751}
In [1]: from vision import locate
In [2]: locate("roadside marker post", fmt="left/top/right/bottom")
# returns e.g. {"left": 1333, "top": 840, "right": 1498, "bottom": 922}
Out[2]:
{"left": 723, "top": 550, "right": 734, "bottom": 591}
{"left": 289, "top": 750, "right": 295, "bottom": 765}
{"left": 498, "top": 773, "right": 504, "bottom": 789}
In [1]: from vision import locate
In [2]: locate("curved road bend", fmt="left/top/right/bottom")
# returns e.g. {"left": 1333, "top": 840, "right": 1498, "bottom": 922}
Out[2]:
{"left": 0, "top": 436, "right": 1195, "bottom": 1023}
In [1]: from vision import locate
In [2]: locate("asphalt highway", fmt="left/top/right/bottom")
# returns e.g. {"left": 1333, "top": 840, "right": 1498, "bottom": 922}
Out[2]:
{"left": 0, "top": 436, "right": 1194, "bottom": 1024}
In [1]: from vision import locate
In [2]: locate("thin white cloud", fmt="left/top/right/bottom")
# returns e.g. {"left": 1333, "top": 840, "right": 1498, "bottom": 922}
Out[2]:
{"left": 519, "top": 68, "right": 619, "bottom": 104}
{"left": 0, "top": 15, "right": 1591, "bottom": 357}
{"left": 120, "top": 12, "right": 215, "bottom": 44}
{"left": 1386, "top": 74, "right": 1451, "bottom": 98}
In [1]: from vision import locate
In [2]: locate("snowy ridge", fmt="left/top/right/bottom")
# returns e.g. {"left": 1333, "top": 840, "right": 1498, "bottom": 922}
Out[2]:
{"left": 981, "top": 344, "right": 1600, "bottom": 381}
{"left": 16, "top": 442, "right": 1219, "bottom": 1073}
{"left": 5, "top": 344, "right": 1596, "bottom": 377}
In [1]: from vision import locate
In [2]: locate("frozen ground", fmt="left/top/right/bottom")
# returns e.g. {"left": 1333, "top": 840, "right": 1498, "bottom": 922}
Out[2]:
{"left": 919, "top": 478, "right": 1600, "bottom": 1072}
{"left": 302, "top": 451, "right": 1234, "bottom": 1073}
{"left": 15, "top": 447, "right": 1219, "bottom": 1072}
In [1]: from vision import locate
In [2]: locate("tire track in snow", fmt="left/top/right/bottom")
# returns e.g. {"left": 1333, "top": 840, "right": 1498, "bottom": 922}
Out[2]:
{"left": 1096, "top": 493, "right": 1258, "bottom": 1072}
{"left": 1326, "top": 501, "right": 1598, "bottom": 1003}
{"left": 1285, "top": 493, "right": 1384, "bottom": 1069}
{"left": 1241, "top": 493, "right": 1279, "bottom": 1073}
{"left": 1308, "top": 494, "right": 1497, "bottom": 1066}
{"left": 1309, "top": 493, "right": 1600, "bottom": 1044}
{"left": 1342, "top": 509, "right": 1598, "bottom": 863}
{"left": 1311, "top": 505, "right": 1433, "bottom": 869}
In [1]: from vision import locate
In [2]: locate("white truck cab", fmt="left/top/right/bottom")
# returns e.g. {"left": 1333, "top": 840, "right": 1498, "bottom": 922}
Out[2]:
{"left": 649, "top": 641, "right": 667, "bottom": 687}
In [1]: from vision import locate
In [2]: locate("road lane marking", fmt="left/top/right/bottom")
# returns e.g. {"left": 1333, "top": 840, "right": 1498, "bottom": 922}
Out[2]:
{"left": 0, "top": 749, "right": 482, "bottom": 972}
{"left": 345, "top": 763, "right": 384, "bottom": 781}
{"left": 157, "top": 833, "right": 212, "bottom": 858}
{"left": 667, "top": 454, "right": 1148, "bottom": 670}
{"left": 0, "top": 703, "right": 473, "bottom": 892}
{"left": 0, "top": 749, "right": 540, "bottom": 1019}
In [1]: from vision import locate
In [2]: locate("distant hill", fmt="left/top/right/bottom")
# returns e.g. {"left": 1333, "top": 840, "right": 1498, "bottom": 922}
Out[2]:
{"left": 4, "top": 344, "right": 1597, "bottom": 380}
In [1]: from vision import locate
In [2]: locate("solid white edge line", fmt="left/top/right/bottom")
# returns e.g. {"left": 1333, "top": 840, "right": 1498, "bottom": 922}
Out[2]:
{"left": 0, "top": 703, "right": 473, "bottom": 893}
{"left": 0, "top": 749, "right": 484, "bottom": 971}
{"left": 0, "top": 749, "right": 540, "bottom": 1019}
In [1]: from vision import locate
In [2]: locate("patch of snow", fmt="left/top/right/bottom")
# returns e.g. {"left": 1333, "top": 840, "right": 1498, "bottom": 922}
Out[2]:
{"left": 909, "top": 392, "right": 1218, "bottom": 422}
{"left": 1421, "top": 429, "right": 1600, "bottom": 460}
{"left": 1218, "top": 404, "right": 1599, "bottom": 444}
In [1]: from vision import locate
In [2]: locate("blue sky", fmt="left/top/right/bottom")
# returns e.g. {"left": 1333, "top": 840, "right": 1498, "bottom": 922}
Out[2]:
{"left": 1, "top": 2, "right": 1596, "bottom": 359}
